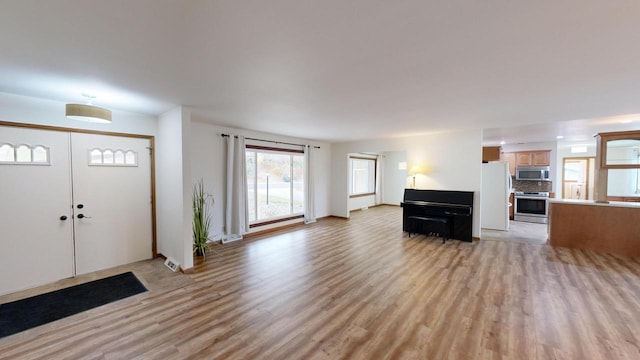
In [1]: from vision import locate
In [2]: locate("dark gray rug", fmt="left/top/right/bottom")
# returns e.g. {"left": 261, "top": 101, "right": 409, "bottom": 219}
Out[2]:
{"left": 0, "top": 271, "right": 147, "bottom": 338}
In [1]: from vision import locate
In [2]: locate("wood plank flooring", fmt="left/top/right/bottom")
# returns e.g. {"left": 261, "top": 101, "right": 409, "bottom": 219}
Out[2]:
{"left": 481, "top": 220, "right": 549, "bottom": 245}
{"left": 1, "top": 205, "right": 640, "bottom": 359}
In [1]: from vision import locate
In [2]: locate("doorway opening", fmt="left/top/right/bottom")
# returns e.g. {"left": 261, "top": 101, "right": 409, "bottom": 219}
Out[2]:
{"left": 562, "top": 157, "right": 595, "bottom": 200}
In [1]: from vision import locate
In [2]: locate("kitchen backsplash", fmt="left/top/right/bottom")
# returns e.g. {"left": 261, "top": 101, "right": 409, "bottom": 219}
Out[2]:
{"left": 513, "top": 177, "right": 553, "bottom": 192}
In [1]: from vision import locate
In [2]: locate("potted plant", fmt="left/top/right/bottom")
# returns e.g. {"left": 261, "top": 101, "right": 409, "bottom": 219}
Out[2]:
{"left": 192, "top": 179, "right": 213, "bottom": 258}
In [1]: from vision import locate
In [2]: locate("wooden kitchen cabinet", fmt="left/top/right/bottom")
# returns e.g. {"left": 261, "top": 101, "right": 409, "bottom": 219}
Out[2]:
{"left": 509, "top": 193, "right": 514, "bottom": 220}
{"left": 549, "top": 201, "right": 640, "bottom": 258}
{"left": 505, "top": 150, "right": 551, "bottom": 168}
{"left": 482, "top": 146, "right": 501, "bottom": 162}
{"left": 516, "top": 152, "right": 533, "bottom": 166}
{"left": 500, "top": 152, "right": 517, "bottom": 175}
{"left": 531, "top": 151, "right": 550, "bottom": 165}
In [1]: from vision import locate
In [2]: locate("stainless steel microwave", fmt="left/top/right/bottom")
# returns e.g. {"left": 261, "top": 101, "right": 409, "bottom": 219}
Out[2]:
{"left": 516, "top": 166, "right": 551, "bottom": 181}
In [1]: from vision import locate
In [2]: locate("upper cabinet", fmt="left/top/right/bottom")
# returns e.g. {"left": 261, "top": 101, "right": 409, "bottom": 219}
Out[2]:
{"left": 482, "top": 146, "right": 501, "bottom": 162}
{"left": 513, "top": 150, "right": 551, "bottom": 167}
{"left": 516, "top": 152, "right": 533, "bottom": 166}
{"left": 599, "top": 133, "right": 640, "bottom": 169}
{"left": 532, "top": 151, "right": 550, "bottom": 166}
{"left": 502, "top": 150, "right": 550, "bottom": 174}
{"left": 593, "top": 130, "right": 640, "bottom": 202}
{"left": 500, "top": 152, "right": 516, "bottom": 175}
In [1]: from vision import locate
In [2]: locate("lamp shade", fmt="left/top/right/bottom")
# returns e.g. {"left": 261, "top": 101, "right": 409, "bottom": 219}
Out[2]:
{"left": 409, "top": 165, "right": 424, "bottom": 175}
{"left": 66, "top": 104, "right": 112, "bottom": 123}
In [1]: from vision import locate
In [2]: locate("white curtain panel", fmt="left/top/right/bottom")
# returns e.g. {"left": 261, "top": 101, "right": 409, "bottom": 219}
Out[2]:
{"left": 304, "top": 145, "right": 316, "bottom": 224}
{"left": 375, "top": 155, "right": 383, "bottom": 204}
{"left": 224, "top": 134, "right": 249, "bottom": 243}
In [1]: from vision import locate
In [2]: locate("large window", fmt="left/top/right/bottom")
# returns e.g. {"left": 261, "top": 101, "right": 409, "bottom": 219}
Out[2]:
{"left": 246, "top": 146, "right": 304, "bottom": 225}
{"left": 349, "top": 156, "right": 376, "bottom": 197}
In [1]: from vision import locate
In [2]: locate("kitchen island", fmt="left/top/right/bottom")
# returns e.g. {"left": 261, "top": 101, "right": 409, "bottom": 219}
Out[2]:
{"left": 548, "top": 199, "right": 640, "bottom": 257}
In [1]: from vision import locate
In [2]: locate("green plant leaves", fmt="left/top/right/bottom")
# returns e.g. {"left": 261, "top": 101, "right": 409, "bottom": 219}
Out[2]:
{"left": 193, "top": 179, "right": 213, "bottom": 259}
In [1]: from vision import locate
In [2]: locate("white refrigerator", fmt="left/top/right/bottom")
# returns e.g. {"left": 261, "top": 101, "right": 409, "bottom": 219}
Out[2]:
{"left": 481, "top": 162, "right": 511, "bottom": 231}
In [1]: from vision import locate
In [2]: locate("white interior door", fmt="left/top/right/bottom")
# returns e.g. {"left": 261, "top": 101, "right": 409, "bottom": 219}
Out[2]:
{"left": 0, "top": 126, "right": 74, "bottom": 295}
{"left": 71, "top": 133, "right": 152, "bottom": 275}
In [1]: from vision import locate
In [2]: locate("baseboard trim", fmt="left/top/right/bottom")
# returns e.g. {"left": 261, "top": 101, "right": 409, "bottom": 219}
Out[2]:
{"left": 244, "top": 221, "right": 305, "bottom": 239}
{"left": 180, "top": 267, "right": 194, "bottom": 274}
{"left": 327, "top": 215, "right": 349, "bottom": 220}
{"left": 348, "top": 203, "right": 397, "bottom": 213}
{"left": 241, "top": 215, "right": 340, "bottom": 239}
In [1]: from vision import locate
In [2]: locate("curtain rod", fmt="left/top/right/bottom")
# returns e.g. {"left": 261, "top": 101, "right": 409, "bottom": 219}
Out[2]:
{"left": 221, "top": 134, "right": 320, "bottom": 149}
{"left": 357, "top": 152, "right": 379, "bottom": 157}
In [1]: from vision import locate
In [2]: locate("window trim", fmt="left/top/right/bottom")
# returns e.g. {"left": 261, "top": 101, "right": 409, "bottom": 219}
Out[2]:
{"left": 349, "top": 192, "right": 376, "bottom": 199}
{"left": 249, "top": 214, "right": 304, "bottom": 228}
{"left": 246, "top": 146, "right": 305, "bottom": 227}
{"left": 349, "top": 156, "right": 377, "bottom": 197}
{"left": 597, "top": 131, "right": 640, "bottom": 169}
{"left": 246, "top": 144, "right": 303, "bottom": 154}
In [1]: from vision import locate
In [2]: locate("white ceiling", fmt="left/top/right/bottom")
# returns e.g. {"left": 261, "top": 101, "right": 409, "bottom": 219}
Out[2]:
{"left": 1, "top": 1, "right": 640, "bottom": 143}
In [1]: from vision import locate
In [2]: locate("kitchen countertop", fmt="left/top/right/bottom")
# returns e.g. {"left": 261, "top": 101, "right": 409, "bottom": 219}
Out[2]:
{"left": 549, "top": 198, "right": 640, "bottom": 208}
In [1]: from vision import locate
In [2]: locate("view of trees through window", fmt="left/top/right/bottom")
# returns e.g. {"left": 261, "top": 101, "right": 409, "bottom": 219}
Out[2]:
{"left": 246, "top": 149, "right": 304, "bottom": 223}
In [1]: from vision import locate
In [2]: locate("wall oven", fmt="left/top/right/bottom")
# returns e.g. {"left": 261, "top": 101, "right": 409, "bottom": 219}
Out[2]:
{"left": 514, "top": 191, "right": 549, "bottom": 223}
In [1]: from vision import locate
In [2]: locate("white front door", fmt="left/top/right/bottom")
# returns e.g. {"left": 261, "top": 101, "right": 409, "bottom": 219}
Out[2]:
{"left": 71, "top": 133, "right": 152, "bottom": 275}
{"left": 0, "top": 126, "right": 74, "bottom": 295}
{"left": 0, "top": 126, "right": 154, "bottom": 295}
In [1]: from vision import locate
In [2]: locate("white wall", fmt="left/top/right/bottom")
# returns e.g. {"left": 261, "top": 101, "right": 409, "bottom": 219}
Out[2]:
{"left": 382, "top": 150, "right": 407, "bottom": 205}
{"left": 155, "top": 107, "right": 193, "bottom": 271}
{"left": 349, "top": 195, "right": 376, "bottom": 211}
{"left": 331, "top": 129, "right": 483, "bottom": 238}
{"left": 190, "top": 120, "right": 332, "bottom": 239}
{"left": 0, "top": 92, "right": 157, "bottom": 136}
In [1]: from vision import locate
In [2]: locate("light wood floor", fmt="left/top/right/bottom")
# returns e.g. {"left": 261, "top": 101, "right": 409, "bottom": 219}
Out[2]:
{"left": 2, "top": 205, "right": 640, "bottom": 359}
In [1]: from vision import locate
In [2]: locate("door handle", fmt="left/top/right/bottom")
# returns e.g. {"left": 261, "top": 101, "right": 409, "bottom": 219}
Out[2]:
{"left": 77, "top": 214, "right": 92, "bottom": 219}
{"left": 60, "top": 215, "right": 68, "bottom": 221}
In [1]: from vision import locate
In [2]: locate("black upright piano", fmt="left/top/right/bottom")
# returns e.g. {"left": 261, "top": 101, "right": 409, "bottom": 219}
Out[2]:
{"left": 400, "top": 189, "right": 474, "bottom": 242}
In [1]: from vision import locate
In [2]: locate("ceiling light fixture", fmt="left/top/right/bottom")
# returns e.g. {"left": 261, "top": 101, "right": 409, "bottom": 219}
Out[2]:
{"left": 556, "top": 135, "right": 564, "bottom": 139}
{"left": 66, "top": 94, "right": 112, "bottom": 123}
